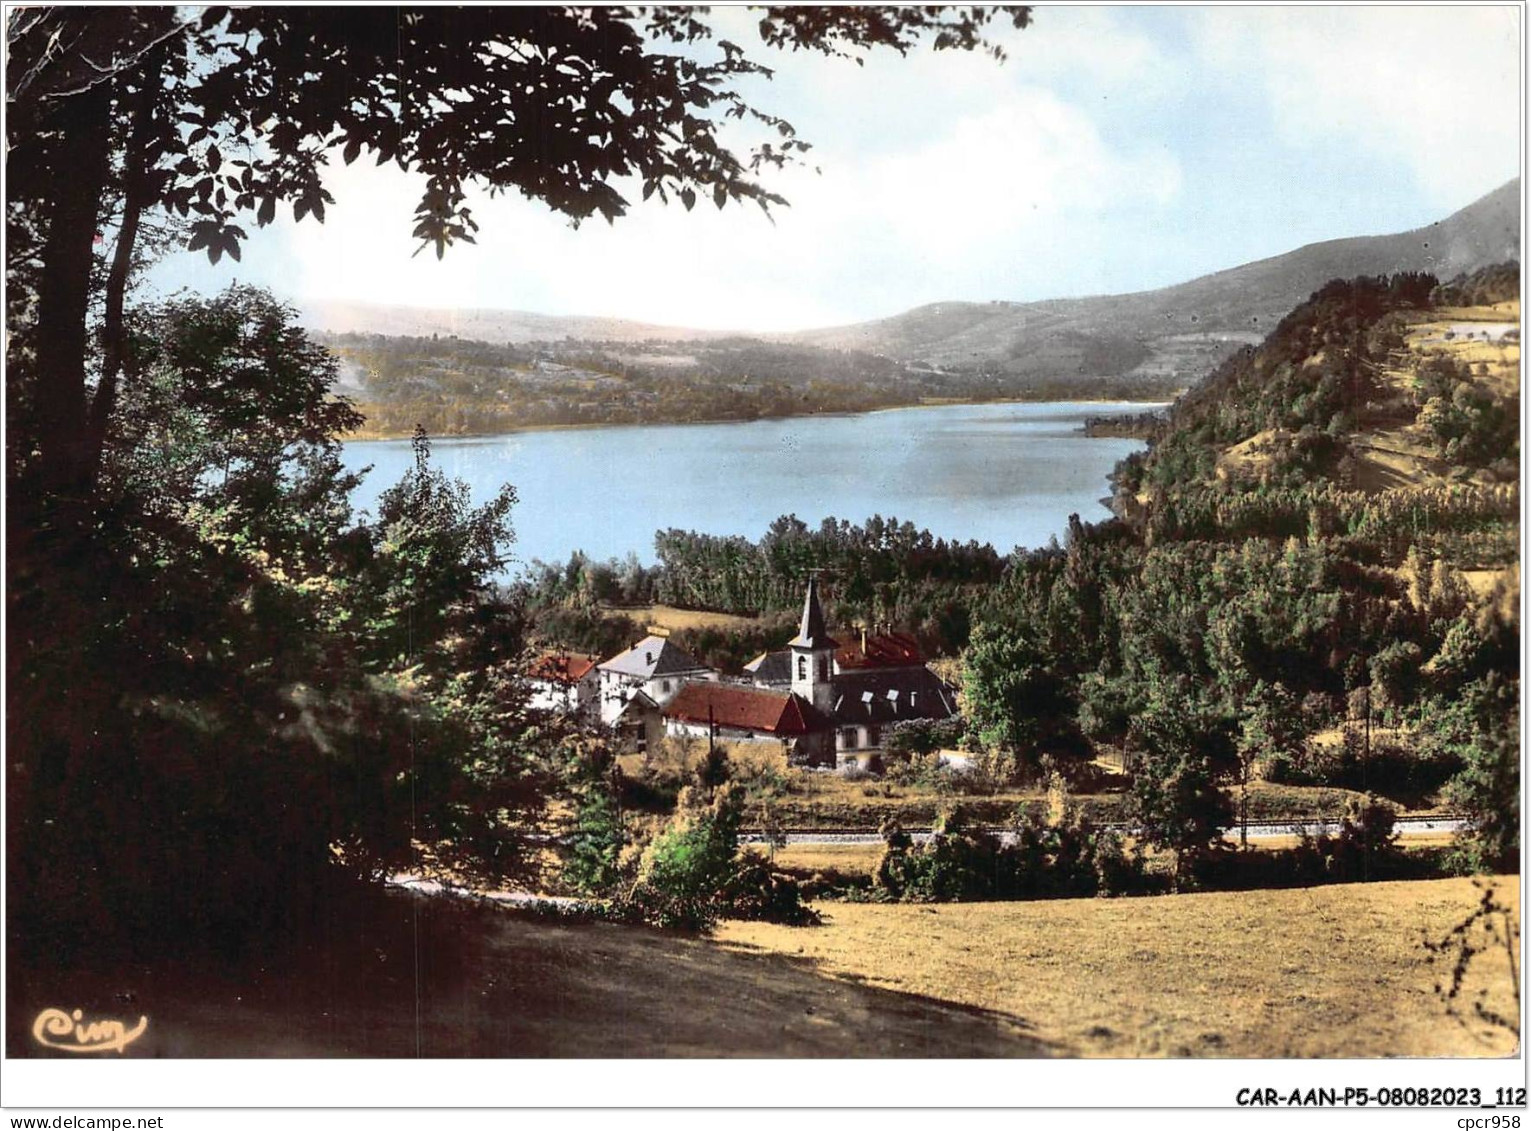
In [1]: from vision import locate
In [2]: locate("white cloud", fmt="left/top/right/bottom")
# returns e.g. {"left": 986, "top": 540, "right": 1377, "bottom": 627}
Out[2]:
{"left": 147, "top": 7, "right": 1511, "bottom": 332}
{"left": 1193, "top": 6, "right": 1519, "bottom": 208}
{"left": 256, "top": 15, "right": 1186, "bottom": 331}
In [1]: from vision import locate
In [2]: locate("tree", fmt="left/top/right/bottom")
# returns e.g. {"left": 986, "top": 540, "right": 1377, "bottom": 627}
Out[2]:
{"left": 1129, "top": 680, "right": 1237, "bottom": 881}
{"left": 7, "top": 5, "right": 1030, "bottom": 509}
{"left": 962, "top": 618, "right": 1091, "bottom": 780}
{"left": 1236, "top": 679, "right": 1304, "bottom": 846}
{"left": 564, "top": 782, "right": 627, "bottom": 898}
{"left": 8, "top": 288, "right": 543, "bottom": 952}
{"left": 627, "top": 783, "right": 745, "bottom": 930}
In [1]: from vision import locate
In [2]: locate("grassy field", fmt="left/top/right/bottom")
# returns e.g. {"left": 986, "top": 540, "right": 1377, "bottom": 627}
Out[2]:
{"left": 717, "top": 876, "right": 1520, "bottom": 1058}
{"left": 13, "top": 877, "right": 1514, "bottom": 1059}
{"left": 606, "top": 603, "right": 761, "bottom": 631}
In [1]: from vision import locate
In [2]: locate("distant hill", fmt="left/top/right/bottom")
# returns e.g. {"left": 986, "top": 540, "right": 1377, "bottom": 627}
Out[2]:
{"left": 783, "top": 178, "right": 1520, "bottom": 385}
{"left": 297, "top": 300, "right": 741, "bottom": 345}
{"left": 301, "top": 178, "right": 1518, "bottom": 394}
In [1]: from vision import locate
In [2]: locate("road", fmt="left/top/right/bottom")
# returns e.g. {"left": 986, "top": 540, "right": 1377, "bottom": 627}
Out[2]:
{"left": 738, "top": 816, "right": 1466, "bottom": 847}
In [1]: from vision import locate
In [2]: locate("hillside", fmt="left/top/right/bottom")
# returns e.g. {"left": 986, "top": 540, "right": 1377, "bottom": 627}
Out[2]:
{"left": 299, "top": 299, "right": 742, "bottom": 346}
{"left": 787, "top": 179, "right": 1520, "bottom": 383}
{"left": 1117, "top": 262, "right": 1521, "bottom": 506}
{"left": 305, "top": 179, "right": 1517, "bottom": 410}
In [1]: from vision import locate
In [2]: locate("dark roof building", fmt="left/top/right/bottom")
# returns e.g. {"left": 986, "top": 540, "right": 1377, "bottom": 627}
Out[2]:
{"left": 829, "top": 666, "right": 957, "bottom": 726}
{"left": 742, "top": 650, "right": 792, "bottom": 686}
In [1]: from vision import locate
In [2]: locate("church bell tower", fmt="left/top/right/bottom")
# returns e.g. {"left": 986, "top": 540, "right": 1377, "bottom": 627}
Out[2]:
{"left": 789, "top": 576, "right": 837, "bottom": 713}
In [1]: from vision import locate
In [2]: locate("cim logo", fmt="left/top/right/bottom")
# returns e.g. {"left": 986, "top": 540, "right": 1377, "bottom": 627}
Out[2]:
{"left": 32, "top": 1007, "right": 148, "bottom": 1054}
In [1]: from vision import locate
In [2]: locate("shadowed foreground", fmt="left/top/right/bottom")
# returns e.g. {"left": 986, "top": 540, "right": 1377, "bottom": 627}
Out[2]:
{"left": 8, "top": 892, "right": 1048, "bottom": 1058}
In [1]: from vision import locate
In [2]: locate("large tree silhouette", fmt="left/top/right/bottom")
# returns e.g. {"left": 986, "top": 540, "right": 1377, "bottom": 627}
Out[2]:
{"left": 7, "top": 5, "right": 1030, "bottom": 506}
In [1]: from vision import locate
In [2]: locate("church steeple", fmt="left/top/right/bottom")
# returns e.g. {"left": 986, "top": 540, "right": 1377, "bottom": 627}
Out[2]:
{"left": 789, "top": 576, "right": 837, "bottom": 712}
{"left": 789, "top": 576, "right": 836, "bottom": 650}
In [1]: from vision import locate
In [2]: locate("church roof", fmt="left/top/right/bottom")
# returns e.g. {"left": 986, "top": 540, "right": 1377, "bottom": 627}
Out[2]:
{"left": 829, "top": 667, "right": 957, "bottom": 725}
{"left": 598, "top": 635, "right": 712, "bottom": 679}
{"left": 788, "top": 577, "right": 838, "bottom": 650}
{"left": 835, "top": 632, "right": 925, "bottom": 670}
{"left": 662, "top": 682, "right": 831, "bottom": 735}
{"left": 742, "top": 650, "right": 792, "bottom": 685}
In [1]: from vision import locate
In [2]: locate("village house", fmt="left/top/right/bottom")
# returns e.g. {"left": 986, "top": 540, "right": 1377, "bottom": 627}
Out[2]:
{"left": 595, "top": 634, "right": 717, "bottom": 752}
{"left": 525, "top": 651, "right": 600, "bottom": 723}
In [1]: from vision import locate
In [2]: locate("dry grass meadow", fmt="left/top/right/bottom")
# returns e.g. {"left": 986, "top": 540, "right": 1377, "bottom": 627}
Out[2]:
{"left": 14, "top": 876, "right": 1516, "bottom": 1058}
{"left": 607, "top": 603, "right": 762, "bottom": 632}
{"left": 716, "top": 877, "right": 1521, "bottom": 1058}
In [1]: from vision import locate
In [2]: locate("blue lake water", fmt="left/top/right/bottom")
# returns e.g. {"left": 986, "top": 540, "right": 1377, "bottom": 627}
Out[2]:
{"left": 339, "top": 401, "right": 1159, "bottom": 571}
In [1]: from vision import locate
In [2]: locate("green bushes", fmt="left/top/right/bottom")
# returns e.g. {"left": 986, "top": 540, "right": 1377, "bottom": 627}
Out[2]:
{"left": 1185, "top": 795, "right": 1425, "bottom": 891}
{"left": 572, "top": 782, "right": 815, "bottom": 931}
{"left": 873, "top": 796, "right": 1144, "bottom": 903}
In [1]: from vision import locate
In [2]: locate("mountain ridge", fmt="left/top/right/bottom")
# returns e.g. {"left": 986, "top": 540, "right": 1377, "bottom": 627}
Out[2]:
{"left": 301, "top": 177, "right": 1519, "bottom": 390}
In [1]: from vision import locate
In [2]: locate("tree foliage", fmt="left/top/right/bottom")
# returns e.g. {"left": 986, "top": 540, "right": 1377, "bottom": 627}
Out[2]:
{"left": 9, "top": 289, "right": 545, "bottom": 953}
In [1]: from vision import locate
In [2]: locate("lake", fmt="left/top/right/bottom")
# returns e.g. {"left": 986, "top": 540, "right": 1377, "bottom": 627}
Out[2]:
{"left": 339, "top": 401, "right": 1159, "bottom": 571}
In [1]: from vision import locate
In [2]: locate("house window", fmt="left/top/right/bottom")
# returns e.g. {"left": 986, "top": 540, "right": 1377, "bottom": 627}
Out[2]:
{"left": 662, "top": 680, "right": 672, "bottom": 694}
{"left": 797, "top": 655, "right": 807, "bottom": 681}
{"left": 867, "top": 725, "right": 881, "bottom": 747}
{"left": 841, "top": 728, "right": 858, "bottom": 749}
{"left": 818, "top": 657, "right": 829, "bottom": 681}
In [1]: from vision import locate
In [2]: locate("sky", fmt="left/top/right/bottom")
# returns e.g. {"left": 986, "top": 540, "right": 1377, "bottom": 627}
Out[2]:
{"left": 148, "top": 5, "right": 1523, "bottom": 333}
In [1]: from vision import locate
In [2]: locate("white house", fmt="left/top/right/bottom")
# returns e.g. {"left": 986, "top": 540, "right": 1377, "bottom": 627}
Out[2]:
{"left": 525, "top": 651, "right": 600, "bottom": 722}
{"left": 595, "top": 634, "right": 716, "bottom": 726}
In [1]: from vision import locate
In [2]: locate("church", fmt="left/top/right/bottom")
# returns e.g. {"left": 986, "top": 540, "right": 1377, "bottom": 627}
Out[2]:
{"left": 657, "top": 578, "right": 959, "bottom": 771}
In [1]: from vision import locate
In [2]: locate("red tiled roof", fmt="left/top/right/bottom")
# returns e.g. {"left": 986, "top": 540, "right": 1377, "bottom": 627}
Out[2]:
{"left": 835, "top": 632, "right": 925, "bottom": 670}
{"left": 662, "top": 682, "right": 829, "bottom": 735}
{"left": 527, "top": 652, "right": 598, "bottom": 684}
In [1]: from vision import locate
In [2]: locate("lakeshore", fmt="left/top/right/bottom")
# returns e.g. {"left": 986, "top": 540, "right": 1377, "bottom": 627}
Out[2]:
{"left": 340, "top": 399, "right": 1161, "bottom": 567}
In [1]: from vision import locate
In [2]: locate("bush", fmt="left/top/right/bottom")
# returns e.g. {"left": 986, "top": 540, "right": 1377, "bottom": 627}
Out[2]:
{"left": 719, "top": 855, "right": 820, "bottom": 925}
{"left": 620, "top": 784, "right": 820, "bottom": 929}
{"left": 1327, "top": 793, "right": 1403, "bottom": 881}
{"left": 883, "top": 716, "right": 967, "bottom": 759}
{"left": 1265, "top": 729, "right": 1460, "bottom": 806}
{"left": 624, "top": 785, "right": 742, "bottom": 930}
{"left": 873, "top": 794, "right": 1145, "bottom": 902}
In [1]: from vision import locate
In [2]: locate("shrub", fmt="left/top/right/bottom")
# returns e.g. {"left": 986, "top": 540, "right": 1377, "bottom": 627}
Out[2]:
{"left": 874, "top": 793, "right": 1145, "bottom": 902}
{"left": 620, "top": 783, "right": 821, "bottom": 929}
{"left": 562, "top": 781, "right": 626, "bottom": 896}
{"left": 624, "top": 785, "right": 742, "bottom": 930}
{"left": 718, "top": 855, "right": 820, "bottom": 925}
{"left": 883, "top": 716, "right": 967, "bottom": 759}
